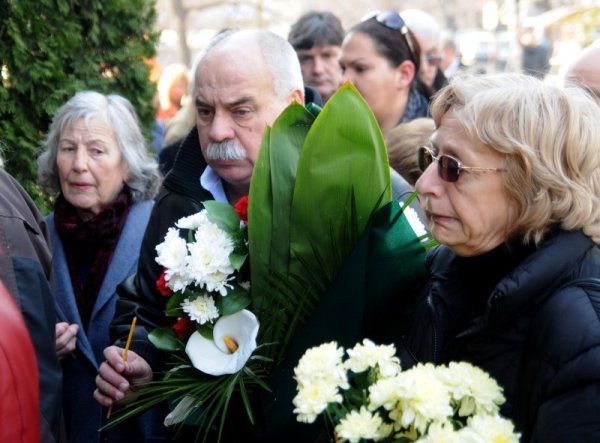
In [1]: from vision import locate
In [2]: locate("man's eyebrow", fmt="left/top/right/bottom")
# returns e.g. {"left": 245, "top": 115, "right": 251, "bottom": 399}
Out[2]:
{"left": 226, "top": 97, "right": 256, "bottom": 107}
{"left": 195, "top": 97, "right": 210, "bottom": 107}
{"left": 195, "top": 97, "right": 256, "bottom": 107}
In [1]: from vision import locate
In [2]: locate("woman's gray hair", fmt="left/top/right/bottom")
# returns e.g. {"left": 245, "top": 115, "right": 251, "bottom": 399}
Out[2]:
{"left": 195, "top": 29, "right": 304, "bottom": 101}
{"left": 431, "top": 73, "right": 600, "bottom": 244}
{"left": 38, "top": 91, "right": 162, "bottom": 202}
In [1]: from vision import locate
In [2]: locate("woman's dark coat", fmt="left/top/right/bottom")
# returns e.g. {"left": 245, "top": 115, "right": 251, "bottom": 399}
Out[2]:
{"left": 403, "top": 229, "right": 600, "bottom": 442}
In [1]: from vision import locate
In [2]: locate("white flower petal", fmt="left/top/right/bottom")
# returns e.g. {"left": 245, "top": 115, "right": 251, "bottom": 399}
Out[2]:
{"left": 185, "top": 310, "right": 259, "bottom": 376}
{"left": 176, "top": 211, "right": 209, "bottom": 229}
{"left": 164, "top": 395, "right": 197, "bottom": 426}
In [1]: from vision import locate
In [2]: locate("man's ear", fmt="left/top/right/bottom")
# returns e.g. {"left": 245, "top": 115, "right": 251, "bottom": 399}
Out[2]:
{"left": 395, "top": 60, "right": 416, "bottom": 90}
{"left": 288, "top": 88, "right": 305, "bottom": 106}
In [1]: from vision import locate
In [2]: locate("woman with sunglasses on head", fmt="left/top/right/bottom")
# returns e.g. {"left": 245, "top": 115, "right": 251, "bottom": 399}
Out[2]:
{"left": 339, "top": 11, "right": 429, "bottom": 139}
{"left": 399, "top": 73, "right": 600, "bottom": 441}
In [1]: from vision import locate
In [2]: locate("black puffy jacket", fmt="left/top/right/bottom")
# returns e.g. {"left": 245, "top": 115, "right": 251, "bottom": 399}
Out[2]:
{"left": 403, "top": 229, "right": 600, "bottom": 442}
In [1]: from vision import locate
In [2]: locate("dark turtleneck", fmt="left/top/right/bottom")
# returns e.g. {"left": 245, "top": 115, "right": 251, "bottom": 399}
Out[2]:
{"left": 439, "top": 241, "right": 538, "bottom": 338}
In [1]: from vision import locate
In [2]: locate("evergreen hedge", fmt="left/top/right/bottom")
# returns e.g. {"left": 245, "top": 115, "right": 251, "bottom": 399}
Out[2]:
{"left": 0, "top": 0, "right": 158, "bottom": 213}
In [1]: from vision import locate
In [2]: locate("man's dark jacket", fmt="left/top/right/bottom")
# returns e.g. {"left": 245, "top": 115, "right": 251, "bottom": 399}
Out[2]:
{"left": 403, "top": 229, "right": 600, "bottom": 442}
{"left": 0, "top": 168, "right": 62, "bottom": 443}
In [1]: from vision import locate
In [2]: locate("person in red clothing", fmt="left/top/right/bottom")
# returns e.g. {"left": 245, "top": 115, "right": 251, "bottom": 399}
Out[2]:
{"left": 0, "top": 279, "right": 40, "bottom": 443}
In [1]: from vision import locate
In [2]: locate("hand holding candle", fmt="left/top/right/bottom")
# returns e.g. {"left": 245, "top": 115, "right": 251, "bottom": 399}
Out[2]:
{"left": 106, "top": 316, "right": 137, "bottom": 419}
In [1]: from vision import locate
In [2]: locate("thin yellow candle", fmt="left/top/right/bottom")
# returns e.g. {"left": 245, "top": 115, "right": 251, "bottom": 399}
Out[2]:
{"left": 106, "top": 316, "right": 137, "bottom": 419}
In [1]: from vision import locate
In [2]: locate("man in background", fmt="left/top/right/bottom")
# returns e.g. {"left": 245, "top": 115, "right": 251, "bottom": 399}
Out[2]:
{"left": 0, "top": 167, "right": 62, "bottom": 443}
{"left": 288, "top": 10, "right": 345, "bottom": 103}
{"left": 402, "top": 8, "right": 447, "bottom": 101}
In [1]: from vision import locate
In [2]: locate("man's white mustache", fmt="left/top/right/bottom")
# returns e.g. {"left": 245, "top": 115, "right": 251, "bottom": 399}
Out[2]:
{"left": 206, "top": 141, "right": 246, "bottom": 161}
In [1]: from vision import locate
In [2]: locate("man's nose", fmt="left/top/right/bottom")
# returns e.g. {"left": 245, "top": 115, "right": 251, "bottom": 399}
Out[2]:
{"left": 208, "top": 112, "right": 235, "bottom": 142}
{"left": 313, "top": 56, "right": 325, "bottom": 74}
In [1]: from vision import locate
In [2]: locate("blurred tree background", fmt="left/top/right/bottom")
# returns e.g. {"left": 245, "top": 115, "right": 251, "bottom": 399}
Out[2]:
{"left": 0, "top": 0, "right": 158, "bottom": 213}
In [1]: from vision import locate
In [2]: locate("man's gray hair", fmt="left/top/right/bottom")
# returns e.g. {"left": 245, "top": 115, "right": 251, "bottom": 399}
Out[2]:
{"left": 37, "top": 91, "right": 162, "bottom": 201}
{"left": 196, "top": 29, "right": 303, "bottom": 101}
{"left": 288, "top": 11, "right": 344, "bottom": 50}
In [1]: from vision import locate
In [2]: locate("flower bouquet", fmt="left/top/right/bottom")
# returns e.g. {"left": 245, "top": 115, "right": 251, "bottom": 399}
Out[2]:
{"left": 294, "top": 340, "right": 521, "bottom": 443}
{"left": 103, "top": 84, "right": 433, "bottom": 441}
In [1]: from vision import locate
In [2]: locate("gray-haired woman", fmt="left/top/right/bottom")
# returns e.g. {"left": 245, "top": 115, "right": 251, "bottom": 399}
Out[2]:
{"left": 38, "top": 90, "right": 164, "bottom": 443}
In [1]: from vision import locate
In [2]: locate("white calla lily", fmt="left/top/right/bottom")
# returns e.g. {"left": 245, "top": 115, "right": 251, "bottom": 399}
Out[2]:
{"left": 185, "top": 310, "right": 259, "bottom": 376}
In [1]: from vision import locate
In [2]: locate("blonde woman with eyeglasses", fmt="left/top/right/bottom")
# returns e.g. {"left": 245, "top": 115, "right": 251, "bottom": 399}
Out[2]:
{"left": 399, "top": 73, "right": 600, "bottom": 441}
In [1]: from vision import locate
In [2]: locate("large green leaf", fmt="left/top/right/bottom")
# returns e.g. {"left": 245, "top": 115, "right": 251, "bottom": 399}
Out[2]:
{"left": 148, "top": 327, "right": 183, "bottom": 351}
{"left": 248, "top": 103, "right": 314, "bottom": 312}
{"left": 248, "top": 85, "right": 393, "bottom": 364}
{"left": 289, "top": 83, "right": 392, "bottom": 284}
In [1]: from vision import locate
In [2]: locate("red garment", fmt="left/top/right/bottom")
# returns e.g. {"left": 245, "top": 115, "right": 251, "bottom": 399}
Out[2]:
{"left": 0, "top": 280, "right": 40, "bottom": 443}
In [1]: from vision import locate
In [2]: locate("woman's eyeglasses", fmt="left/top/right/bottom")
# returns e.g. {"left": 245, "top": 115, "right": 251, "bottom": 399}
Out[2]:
{"left": 375, "top": 11, "right": 417, "bottom": 65}
{"left": 418, "top": 145, "right": 504, "bottom": 182}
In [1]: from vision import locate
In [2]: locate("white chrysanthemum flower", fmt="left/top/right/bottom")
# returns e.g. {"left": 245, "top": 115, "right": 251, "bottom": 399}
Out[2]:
{"left": 186, "top": 228, "right": 235, "bottom": 295}
{"left": 181, "top": 295, "right": 219, "bottom": 324}
{"left": 368, "top": 377, "right": 401, "bottom": 411}
{"left": 294, "top": 342, "right": 349, "bottom": 390}
{"left": 335, "top": 407, "right": 386, "bottom": 443}
{"left": 458, "top": 414, "right": 520, "bottom": 443}
{"left": 440, "top": 362, "right": 505, "bottom": 417}
{"left": 293, "top": 342, "right": 349, "bottom": 424}
{"left": 345, "top": 339, "right": 401, "bottom": 378}
{"left": 155, "top": 227, "right": 189, "bottom": 282}
{"left": 390, "top": 363, "right": 452, "bottom": 434}
{"left": 415, "top": 421, "right": 460, "bottom": 443}
{"left": 399, "top": 202, "right": 428, "bottom": 239}
{"left": 293, "top": 380, "right": 343, "bottom": 423}
{"left": 176, "top": 211, "right": 209, "bottom": 229}
{"left": 167, "top": 271, "right": 193, "bottom": 293}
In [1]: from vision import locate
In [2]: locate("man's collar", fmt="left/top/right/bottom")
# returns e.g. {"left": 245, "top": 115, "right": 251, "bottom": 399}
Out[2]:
{"left": 200, "top": 166, "right": 228, "bottom": 203}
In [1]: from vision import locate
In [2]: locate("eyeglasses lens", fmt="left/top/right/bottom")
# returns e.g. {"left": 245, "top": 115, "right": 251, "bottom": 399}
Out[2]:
{"left": 438, "top": 155, "right": 460, "bottom": 182}
{"left": 426, "top": 55, "right": 443, "bottom": 66}
{"left": 418, "top": 146, "right": 461, "bottom": 182}
{"left": 418, "top": 147, "right": 431, "bottom": 171}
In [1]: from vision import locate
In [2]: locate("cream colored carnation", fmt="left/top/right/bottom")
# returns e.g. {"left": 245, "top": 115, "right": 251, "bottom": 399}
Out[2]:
{"left": 415, "top": 421, "right": 460, "bottom": 443}
{"left": 335, "top": 407, "right": 387, "bottom": 442}
{"left": 391, "top": 363, "right": 452, "bottom": 434}
{"left": 458, "top": 414, "right": 521, "bottom": 443}
{"left": 293, "top": 380, "right": 342, "bottom": 423}
{"left": 345, "top": 339, "right": 401, "bottom": 378}
{"left": 294, "top": 342, "right": 348, "bottom": 390}
{"left": 440, "top": 362, "right": 505, "bottom": 416}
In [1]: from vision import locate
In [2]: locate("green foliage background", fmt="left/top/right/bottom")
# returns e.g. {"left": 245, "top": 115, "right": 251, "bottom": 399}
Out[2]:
{"left": 0, "top": 0, "right": 158, "bottom": 213}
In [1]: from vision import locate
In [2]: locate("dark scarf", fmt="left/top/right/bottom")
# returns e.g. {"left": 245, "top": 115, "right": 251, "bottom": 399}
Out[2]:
{"left": 54, "top": 189, "right": 132, "bottom": 329}
{"left": 400, "top": 88, "right": 430, "bottom": 124}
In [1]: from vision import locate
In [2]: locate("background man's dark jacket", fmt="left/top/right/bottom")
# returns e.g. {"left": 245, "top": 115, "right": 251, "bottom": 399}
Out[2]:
{"left": 0, "top": 168, "right": 62, "bottom": 443}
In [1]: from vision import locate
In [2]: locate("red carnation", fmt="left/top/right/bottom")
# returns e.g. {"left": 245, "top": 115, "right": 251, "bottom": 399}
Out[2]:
{"left": 234, "top": 196, "right": 249, "bottom": 225}
{"left": 156, "top": 269, "right": 172, "bottom": 296}
{"left": 172, "top": 316, "right": 196, "bottom": 339}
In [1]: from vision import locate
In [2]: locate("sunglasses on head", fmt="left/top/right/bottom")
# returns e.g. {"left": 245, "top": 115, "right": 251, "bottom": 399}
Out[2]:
{"left": 418, "top": 145, "right": 504, "bottom": 182}
{"left": 375, "top": 11, "right": 417, "bottom": 65}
